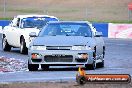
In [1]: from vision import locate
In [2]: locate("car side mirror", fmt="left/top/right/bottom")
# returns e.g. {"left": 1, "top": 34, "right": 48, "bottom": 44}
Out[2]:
{"left": 29, "top": 32, "right": 37, "bottom": 37}
{"left": 12, "top": 23, "right": 17, "bottom": 27}
{"left": 95, "top": 32, "right": 103, "bottom": 37}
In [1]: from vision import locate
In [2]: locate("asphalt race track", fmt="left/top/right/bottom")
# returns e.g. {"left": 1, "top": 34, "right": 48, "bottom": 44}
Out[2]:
{"left": 0, "top": 34, "right": 132, "bottom": 83}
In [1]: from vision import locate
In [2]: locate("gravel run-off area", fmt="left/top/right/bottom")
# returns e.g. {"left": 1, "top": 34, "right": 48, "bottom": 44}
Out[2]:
{"left": 0, "top": 56, "right": 27, "bottom": 72}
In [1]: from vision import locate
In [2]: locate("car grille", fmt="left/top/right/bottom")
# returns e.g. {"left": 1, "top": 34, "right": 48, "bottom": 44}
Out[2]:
{"left": 31, "top": 59, "right": 42, "bottom": 62}
{"left": 44, "top": 55, "right": 73, "bottom": 62}
{"left": 46, "top": 46, "right": 72, "bottom": 50}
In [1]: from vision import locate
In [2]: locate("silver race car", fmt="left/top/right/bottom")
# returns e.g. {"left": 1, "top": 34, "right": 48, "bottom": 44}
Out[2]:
{"left": 28, "top": 21, "right": 105, "bottom": 71}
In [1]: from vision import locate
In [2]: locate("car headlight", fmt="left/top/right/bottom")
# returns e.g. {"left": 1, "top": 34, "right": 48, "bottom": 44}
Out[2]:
{"left": 72, "top": 46, "right": 91, "bottom": 50}
{"left": 77, "top": 53, "right": 88, "bottom": 59}
{"left": 31, "top": 53, "right": 43, "bottom": 59}
{"left": 31, "top": 46, "right": 46, "bottom": 50}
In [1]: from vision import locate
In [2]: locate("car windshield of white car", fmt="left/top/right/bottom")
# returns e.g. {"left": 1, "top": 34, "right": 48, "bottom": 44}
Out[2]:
{"left": 21, "top": 17, "right": 58, "bottom": 29}
{"left": 39, "top": 22, "right": 92, "bottom": 37}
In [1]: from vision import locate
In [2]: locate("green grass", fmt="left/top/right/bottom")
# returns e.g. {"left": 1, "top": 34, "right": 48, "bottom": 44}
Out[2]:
{"left": 1, "top": 17, "right": 132, "bottom": 23}
{"left": 0, "top": 17, "right": 12, "bottom": 20}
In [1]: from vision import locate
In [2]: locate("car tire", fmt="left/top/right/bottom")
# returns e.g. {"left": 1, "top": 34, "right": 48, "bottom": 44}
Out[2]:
{"left": 85, "top": 60, "right": 96, "bottom": 70}
{"left": 41, "top": 65, "right": 49, "bottom": 70}
{"left": 2, "top": 36, "right": 11, "bottom": 51}
{"left": 97, "top": 60, "right": 104, "bottom": 68}
{"left": 103, "top": 46, "right": 105, "bottom": 58}
{"left": 28, "top": 61, "right": 39, "bottom": 71}
{"left": 96, "top": 46, "right": 105, "bottom": 68}
{"left": 20, "top": 37, "right": 28, "bottom": 54}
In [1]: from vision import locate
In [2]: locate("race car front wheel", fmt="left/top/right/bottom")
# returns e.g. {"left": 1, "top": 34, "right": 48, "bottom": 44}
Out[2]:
{"left": 85, "top": 59, "right": 96, "bottom": 70}
{"left": 97, "top": 60, "right": 104, "bottom": 68}
{"left": 20, "top": 38, "right": 28, "bottom": 54}
{"left": 28, "top": 61, "right": 39, "bottom": 71}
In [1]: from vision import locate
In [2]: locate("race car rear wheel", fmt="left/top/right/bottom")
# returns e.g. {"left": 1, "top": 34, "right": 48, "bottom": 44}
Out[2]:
{"left": 2, "top": 36, "right": 11, "bottom": 51}
{"left": 20, "top": 37, "right": 28, "bottom": 54}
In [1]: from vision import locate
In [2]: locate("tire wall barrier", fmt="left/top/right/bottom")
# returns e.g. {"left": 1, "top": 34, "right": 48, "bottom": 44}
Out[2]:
{"left": 0, "top": 20, "right": 132, "bottom": 38}
{"left": 108, "top": 23, "right": 132, "bottom": 39}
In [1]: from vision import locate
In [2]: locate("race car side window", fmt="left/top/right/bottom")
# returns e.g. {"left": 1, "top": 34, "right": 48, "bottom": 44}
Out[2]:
{"left": 16, "top": 18, "right": 20, "bottom": 28}
{"left": 9, "top": 21, "right": 13, "bottom": 27}
{"left": 12, "top": 17, "right": 18, "bottom": 27}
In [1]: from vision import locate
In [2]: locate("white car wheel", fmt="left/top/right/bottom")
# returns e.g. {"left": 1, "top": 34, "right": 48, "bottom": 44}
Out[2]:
{"left": 20, "top": 38, "right": 28, "bottom": 54}
{"left": 2, "top": 36, "right": 11, "bottom": 51}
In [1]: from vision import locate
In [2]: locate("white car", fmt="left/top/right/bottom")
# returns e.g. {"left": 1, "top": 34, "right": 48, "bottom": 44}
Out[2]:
{"left": 2, "top": 15, "right": 58, "bottom": 54}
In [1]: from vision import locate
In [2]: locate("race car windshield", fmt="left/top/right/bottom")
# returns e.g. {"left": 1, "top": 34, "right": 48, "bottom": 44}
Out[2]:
{"left": 39, "top": 22, "right": 92, "bottom": 37}
{"left": 21, "top": 17, "right": 58, "bottom": 29}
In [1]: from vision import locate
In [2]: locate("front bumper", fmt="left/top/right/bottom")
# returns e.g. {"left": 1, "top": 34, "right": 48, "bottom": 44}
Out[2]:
{"left": 28, "top": 50, "right": 94, "bottom": 66}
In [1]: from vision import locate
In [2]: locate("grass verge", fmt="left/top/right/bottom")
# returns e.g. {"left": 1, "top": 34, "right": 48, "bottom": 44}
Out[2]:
{"left": 0, "top": 17, "right": 132, "bottom": 23}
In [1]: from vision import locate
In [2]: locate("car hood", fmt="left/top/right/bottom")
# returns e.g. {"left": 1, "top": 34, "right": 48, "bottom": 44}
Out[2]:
{"left": 24, "top": 28, "right": 40, "bottom": 35}
{"left": 33, "top": 36, "right": 93, "bottom": 46}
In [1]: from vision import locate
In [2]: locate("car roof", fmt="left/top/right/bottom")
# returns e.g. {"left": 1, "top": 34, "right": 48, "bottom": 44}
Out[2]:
{"left": 47, "top": 21, "right": 91, "bottom": 24}
{"left": 15, "top": 14, "right": 58, "bottom": 19}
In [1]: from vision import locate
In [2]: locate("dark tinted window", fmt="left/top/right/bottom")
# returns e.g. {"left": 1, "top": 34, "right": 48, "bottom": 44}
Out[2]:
{"left": 21, "top": 17, "right": 58, "bottom": 29}
{"left": 39, "top": 22, "right": 92, "bottom": 37}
